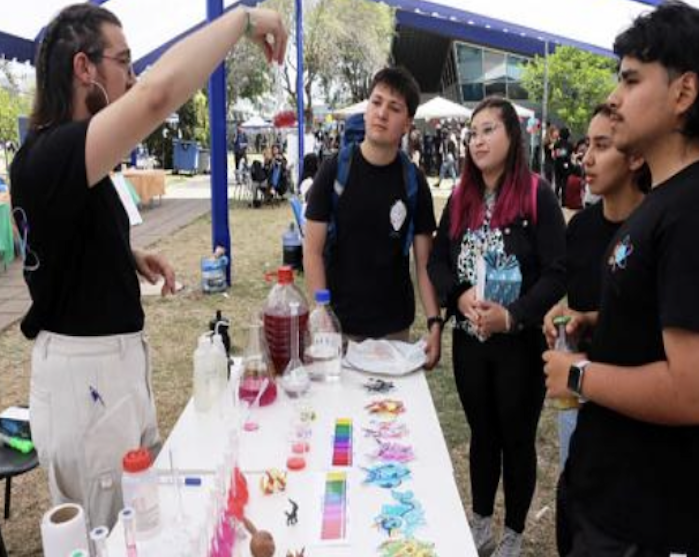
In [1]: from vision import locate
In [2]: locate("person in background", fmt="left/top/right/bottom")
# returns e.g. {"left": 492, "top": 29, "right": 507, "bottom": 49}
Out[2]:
{"left": 10, "top": 2, "right": 286, "bottom": 530}
{"left": 544, "top": 3, "right": 699, "bottom": 555}
{"left": 233, "top": 124, "right": 249, "bottom": 177}
{"left": 553, "top": 127, "right": 573, "bottom": 204}
{"left": 428, "top": 96, "right": 566, "bottom": 557}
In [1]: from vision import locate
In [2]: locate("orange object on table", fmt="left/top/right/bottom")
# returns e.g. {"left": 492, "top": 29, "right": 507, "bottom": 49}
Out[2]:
{"left": 121, "top": 169, "right": 166, "bottom": 205}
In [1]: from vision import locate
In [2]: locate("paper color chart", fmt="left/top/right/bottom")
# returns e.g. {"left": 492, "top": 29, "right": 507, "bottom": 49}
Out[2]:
{"left": 320, "top": 471, "right": 348, "bottom": 542}
{"left": 332, "top": 418, "right": 353, "bottom": 466}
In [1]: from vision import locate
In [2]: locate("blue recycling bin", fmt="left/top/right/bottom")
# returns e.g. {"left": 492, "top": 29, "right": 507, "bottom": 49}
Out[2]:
{"left": 172, "top": 139, "right": 199, "bottom": 174}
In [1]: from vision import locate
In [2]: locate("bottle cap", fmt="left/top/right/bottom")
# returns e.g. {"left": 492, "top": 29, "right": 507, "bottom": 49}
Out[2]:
{"left": 123, "top": 448, "right": 153, "bottom": 473}
{"left": 314, "top": 289, "right": 331, "bottom": 304}
{"left": 277, "top": 266, "right": 294, "bottom": 284}
{"left": 553, "top": 315, "right": 572, "bottom": 326}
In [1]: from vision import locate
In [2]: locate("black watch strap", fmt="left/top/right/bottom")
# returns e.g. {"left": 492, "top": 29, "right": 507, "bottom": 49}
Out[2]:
{"left": 427, "top": 316, "right": 444, "bottom": 331}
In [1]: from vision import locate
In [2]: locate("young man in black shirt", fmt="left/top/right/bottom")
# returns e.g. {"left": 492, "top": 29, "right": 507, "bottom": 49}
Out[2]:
{"left": 11, "top": 4, "right": 286, "bottom": 530}
{"left": 304, "top": 67, "right": 441, "bottom": 368}
{"left": 544, "top": 103, "right": 648, "bottom": 470}
{"left": 544, "top": 3, "right": 699, "bottom": 555}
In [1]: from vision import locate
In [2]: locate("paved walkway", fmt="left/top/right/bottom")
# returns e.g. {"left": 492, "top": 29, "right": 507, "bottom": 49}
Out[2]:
{"left": 0, "top": 177, "right": 213, "bottom": 333}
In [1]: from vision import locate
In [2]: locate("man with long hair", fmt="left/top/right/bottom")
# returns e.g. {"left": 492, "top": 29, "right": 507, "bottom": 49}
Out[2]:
{"left": 544, "top": 2, "right": 699, "bottom": 554}
{"left": 10, "top": 3, "right": 286, "bottom": 529}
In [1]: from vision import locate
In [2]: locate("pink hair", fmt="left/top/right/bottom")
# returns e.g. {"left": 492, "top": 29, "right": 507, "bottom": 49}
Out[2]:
{"left": 450, "top": 97, "right": 535, "bottom": 238}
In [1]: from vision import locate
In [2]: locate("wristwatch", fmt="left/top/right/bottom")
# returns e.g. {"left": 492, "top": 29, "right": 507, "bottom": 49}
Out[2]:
{"left": 426, "top": 316, "right": 444, "bottom": 331}
{"left": 567, "top": 359, "right": 590, "bottom": 397}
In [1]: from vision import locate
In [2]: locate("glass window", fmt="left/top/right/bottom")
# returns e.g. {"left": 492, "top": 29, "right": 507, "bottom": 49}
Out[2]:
{"left": 507, "top": 81, "right": 529, "bottom": 100}
{"left": 506, "top": 54, "right": 527, "bottom": 81}
{"left": 456, "top": 44, "right": 482, "bottom": 83}
{"left": 484, "top": 80, "right": 507, "bottom": 97}
{"left": 462, "top": 83, "right": 484, "bottom": 102}
{"left": 483, "top": 50, "right": 506, "bottom": 82}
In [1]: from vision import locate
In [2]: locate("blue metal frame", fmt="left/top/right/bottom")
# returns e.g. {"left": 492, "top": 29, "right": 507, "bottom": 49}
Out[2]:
{"left": 207, "top": 0, "right": 231, "bottom": 284}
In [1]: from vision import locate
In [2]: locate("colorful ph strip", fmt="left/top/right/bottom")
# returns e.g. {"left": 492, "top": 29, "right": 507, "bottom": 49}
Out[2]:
{"left": 332, "top": 418, "right": 353, "bottom": 467}
{"left": 321, "top": 471, "right": 348, "bottom": 541}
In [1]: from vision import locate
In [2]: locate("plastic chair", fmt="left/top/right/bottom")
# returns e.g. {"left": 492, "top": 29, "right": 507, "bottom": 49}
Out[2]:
{"left": 0, "top": 444, "right": 39, "bottom": 520}
{"left": 289, "top": 196, "right": 305, "bottom": 238}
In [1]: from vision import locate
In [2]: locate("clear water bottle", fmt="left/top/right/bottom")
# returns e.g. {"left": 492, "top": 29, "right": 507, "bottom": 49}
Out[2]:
{"left": 306, "top": 289, "right": 343, "bottom": 382}
{"left": 552, "top": 315, "right": 580, "bottom": 410}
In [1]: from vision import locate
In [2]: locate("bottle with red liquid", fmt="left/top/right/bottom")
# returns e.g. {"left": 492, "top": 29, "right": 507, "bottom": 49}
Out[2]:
{"left": 263, "top": 266, "right": 309, "bottom": 376}
{"left": 238, "top": 320, "right": 277, "bottom": 406}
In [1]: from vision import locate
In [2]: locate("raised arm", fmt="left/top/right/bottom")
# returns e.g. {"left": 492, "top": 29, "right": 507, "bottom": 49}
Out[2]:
{"left": 86, "top": 7, "right": 287, "bottom": 186}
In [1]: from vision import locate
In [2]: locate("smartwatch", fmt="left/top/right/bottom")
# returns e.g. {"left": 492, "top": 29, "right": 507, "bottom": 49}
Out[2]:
{"left": 426, "top": 316, "right": 444, "bottom": 331}
{"left": 567, "top": 359, "right": 590, "bottom": 397}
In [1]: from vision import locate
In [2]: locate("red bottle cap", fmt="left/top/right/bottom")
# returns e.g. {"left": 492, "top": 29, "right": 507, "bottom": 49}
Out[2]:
{"left": 277, "top": 266, "right": 294, "bottom": 284}
{"left": 122, "top": 448, "right": 152, "bottom": 473}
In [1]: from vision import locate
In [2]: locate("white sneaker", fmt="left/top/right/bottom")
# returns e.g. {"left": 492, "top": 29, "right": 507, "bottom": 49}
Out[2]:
{"left": 492, "top": 527, "right": 523, "bottom": 557}
{"left": 471, "top": 513, "right": 496, "bottom": 557}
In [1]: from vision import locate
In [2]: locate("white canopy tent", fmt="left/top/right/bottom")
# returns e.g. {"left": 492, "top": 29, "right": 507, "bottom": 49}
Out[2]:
{"left": 415, "top": 96, "right": 472, "bottom": 120}
{"left": 510, "top": 102, "right": 535, "bottom": 119}
{"left": 334, "top": 100, "right": 369, "bottom": 118}
{"left": 240, "top": 115, "right": 273, "bottom": 130}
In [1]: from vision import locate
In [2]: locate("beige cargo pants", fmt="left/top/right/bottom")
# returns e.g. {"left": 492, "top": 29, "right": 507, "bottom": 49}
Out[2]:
{"left": 29, "top": 331, "right": 160, "bottom": 531}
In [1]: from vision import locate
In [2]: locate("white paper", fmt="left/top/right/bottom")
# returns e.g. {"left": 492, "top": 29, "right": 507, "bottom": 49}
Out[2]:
{"left": 343, "top": 339, "right": 426, "bottom": 376}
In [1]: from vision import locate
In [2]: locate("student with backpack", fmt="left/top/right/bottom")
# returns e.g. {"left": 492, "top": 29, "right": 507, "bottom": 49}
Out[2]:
{"left": 428, "top": 97, "right": 566, "bottom": 557}
{"left": 304, "top": 67, "right": 441, "bottom": 369}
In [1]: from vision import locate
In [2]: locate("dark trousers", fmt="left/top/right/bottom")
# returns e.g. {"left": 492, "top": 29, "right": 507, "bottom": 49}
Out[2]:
{"left": 452, "top": 328, "right": 545, "bottom": 533}
{"left": 557, "top": 474, "right": 690, "bottom": 557}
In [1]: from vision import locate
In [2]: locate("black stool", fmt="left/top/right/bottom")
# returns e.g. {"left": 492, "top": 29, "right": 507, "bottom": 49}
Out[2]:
{"left": 0, "top": 444, "right": 39, "bottom": 520}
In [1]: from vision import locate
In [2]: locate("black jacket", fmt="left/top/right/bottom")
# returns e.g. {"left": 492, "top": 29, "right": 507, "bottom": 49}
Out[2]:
{"left": 428, "top": 178, "right": 566, "bottom": 331}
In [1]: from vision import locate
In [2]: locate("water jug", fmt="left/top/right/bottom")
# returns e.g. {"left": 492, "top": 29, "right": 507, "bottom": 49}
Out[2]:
{"left": 201, "top": 255, "right": 229, "bottom": 294}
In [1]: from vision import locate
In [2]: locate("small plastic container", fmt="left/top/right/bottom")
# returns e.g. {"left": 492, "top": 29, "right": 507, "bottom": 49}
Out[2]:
{"left": 122, "top": 448, "right": 160, "bottom": 539}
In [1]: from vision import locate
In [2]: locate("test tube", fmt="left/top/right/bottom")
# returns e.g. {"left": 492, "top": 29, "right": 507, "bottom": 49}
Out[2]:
{"left": 120, "top": 507, "right": 138, "bottom": 557}
{"left": 89, "top": 526, "right": 110, "bottom": 557}
{"left": 68, "top": 551, "right": 89, "bottom": 557}
{"left": 553, "top": 315, "right": 573, "bottom": 352}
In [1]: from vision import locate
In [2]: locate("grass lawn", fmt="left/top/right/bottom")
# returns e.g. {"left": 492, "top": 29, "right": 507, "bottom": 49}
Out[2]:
{"left": 0, "top": 196, "right": 561, "bottom": 555}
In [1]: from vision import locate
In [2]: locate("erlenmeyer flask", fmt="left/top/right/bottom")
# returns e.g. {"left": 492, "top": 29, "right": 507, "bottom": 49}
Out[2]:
{"left": 280, "top": 302, "right": 310, "bottom": 398}
{"left": 239, "top": 320, "right": 277, "bottom": 407}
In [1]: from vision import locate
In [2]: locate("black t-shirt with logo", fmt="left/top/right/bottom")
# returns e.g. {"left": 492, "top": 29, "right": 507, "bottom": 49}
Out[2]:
{"left": 10, "top": 120, "right": 143, "bottom": 339}
{"left": 305, "top": 148, "right": 436, "bottom": 337}
{"left": 566, "top": 202, "right": 622, "bottom": 313}
{"left": 568, "top": 162, "right": 699, "bottom": 552}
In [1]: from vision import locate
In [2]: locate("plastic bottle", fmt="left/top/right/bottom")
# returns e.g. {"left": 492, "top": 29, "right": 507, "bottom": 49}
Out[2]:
{"left": 552, "top": 315, "right": 580, "bottom": 410}
{"left": 263, "top": 266, "right": 309, "bottom": 376}
{"left": 121, "top": 449, "right": 160, "bottom": 540}
{"left": 282, "top": 223, "right": 303, "bottom": 270}
{"left": 306, "top": 289, "right": 343, "bottom": 381}
{"left": 211, "top": 334, "right": 230, "bottom": 400}
{"left": 193, "top": 335, "right": 215, "bottom": 412}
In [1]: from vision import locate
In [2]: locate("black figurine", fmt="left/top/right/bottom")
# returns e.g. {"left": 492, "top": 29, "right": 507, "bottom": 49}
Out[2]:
{"left": 364, "top": 377, "right": 395, "bottom": 394}
{"left": 285, "top": 498, "right": 299, "bottom": 526}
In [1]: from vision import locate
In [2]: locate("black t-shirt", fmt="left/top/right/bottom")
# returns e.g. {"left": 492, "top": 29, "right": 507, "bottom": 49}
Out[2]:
{"left": 10, "top": 120, "right": 144, "bottom": 339}
{"left": 566, "top": 202, "right": 622, "bottom": 312}
{"left": 305, "top": 147, "right": 436, "bottom": 337}
{"left": 568, "top": 162, "right": 699, "bottom": 552}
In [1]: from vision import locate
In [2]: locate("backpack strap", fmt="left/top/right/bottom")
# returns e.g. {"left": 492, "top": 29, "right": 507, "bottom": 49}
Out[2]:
{"left": 327, "top": 143, "right": 355, "bottom": 246}
{"left": 327, "top": 145, "right": 419, "bottom": 258}
{"left": 399, "top": 150, "right": 419, "bottom": 256}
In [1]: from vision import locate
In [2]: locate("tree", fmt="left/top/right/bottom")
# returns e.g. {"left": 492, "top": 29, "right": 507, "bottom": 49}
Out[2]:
{"left": 259, "top": 0, "right": 393, "bottom": 124}
{"left": 521, "top": 46, "right": 617, "bottom": 136}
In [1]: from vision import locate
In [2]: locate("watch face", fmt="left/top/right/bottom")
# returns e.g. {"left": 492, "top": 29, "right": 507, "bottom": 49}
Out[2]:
{"left": 567, "top": 365, "right": 581, "bottom": 394}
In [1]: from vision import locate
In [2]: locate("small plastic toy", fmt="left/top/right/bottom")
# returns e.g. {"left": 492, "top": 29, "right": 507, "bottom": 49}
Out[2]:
{"left": 285, "top": 499, "right": 299, "bottom": 526}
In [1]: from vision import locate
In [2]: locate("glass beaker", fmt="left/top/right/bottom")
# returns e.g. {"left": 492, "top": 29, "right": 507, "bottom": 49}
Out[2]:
{"left": 280, "top": 302, "right": 310, "bottom": 398}
{"left": 239, "top": 320, "right": 277, "bottom": 407}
